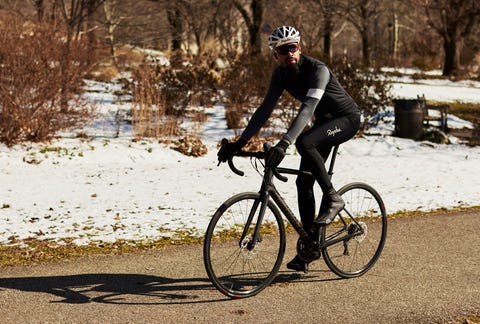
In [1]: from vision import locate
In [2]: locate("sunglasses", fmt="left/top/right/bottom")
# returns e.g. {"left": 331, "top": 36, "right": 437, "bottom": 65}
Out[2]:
{"left": 275, "top": 43, "right": 299, "bottom": 55}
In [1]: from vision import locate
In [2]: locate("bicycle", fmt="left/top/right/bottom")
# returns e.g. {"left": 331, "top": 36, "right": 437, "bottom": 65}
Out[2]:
{"left": 203, "top": 139, "right": 387, "bottom": 298}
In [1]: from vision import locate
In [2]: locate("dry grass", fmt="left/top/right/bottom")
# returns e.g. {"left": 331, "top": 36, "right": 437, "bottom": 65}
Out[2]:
{"left": 0, "top": 230, "right": 202, "bottom": 267}
{"left": 1, "top": 206, "right": 478, "bottom": 267}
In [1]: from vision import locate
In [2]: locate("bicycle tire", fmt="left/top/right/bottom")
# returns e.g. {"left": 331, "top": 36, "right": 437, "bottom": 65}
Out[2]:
{"left": 321, "top": 182, "right": 387, "bottom": 278}
{"left": 203, "top": 192, "right": 286, "bottom": 298}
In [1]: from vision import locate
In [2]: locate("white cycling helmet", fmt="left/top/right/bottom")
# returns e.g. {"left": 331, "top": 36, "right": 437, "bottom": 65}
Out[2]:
{"left": 268, "top": 26, "right": 301, "bottom": 50}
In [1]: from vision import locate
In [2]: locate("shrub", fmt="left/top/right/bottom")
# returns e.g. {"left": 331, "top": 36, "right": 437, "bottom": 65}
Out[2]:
{"left": 330, "top": 57, "right": 393, "bottom": 131}
{"left": 131, "top": 57, "right": 218, "bottom": 139}
{"left": 0, "top": 14, "right": 92, "bottom": 146}
{"left": 221, "top": 55, "right": 273, "bottom": 130}
{"left": 131, "top": 60, "right": 180, "bottom": 138}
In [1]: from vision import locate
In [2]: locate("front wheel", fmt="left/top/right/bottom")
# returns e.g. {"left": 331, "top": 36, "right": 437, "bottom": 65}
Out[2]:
{"left": 321, "top": 182, "right": 387, "bottom": 278}
{"left": 203, "top": 192, "right": 286, "bottom": 298}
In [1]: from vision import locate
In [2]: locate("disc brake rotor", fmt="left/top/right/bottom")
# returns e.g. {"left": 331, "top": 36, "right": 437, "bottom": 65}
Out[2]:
{"left": 240, "top": 234, "right": 258, "bottom": 259}
{"left": 354, "top": 222, "right": 368, "bottom": 243}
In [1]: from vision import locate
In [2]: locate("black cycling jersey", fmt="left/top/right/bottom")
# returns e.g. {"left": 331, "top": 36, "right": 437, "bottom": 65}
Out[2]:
{"left": 241, "top": 55, "right": 360, "bottom": 144}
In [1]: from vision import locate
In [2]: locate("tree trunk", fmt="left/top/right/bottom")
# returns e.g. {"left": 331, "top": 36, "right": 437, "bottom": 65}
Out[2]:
{"left": 167, "top": 6, "right": 183, "bottom": 67}
{"left": 167, "top": 7, "right": 183, "bottom": 52}
{"left": 361, "top": 31, "right": 371, "bottom": 67}
{"left": 103, "top": 0, "right": 119, "bottom": 68}
{"left": 249, "top": 0, "right": 263, "bottom": 56}
{"left": 232, "top": 0, "right": 264, "bottom": 57}
{"left": 33, "top": 0, "right": 45, "bottom": 22}
{"left": 323, "top": 16, "right": 332, "bottom": 60}
{"left": 443, "top": 37, "right": 459, "bottom": 76}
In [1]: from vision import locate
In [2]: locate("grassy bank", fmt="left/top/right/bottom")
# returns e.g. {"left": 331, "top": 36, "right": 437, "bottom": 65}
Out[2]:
{"left": 1, "top": 206, "right": 478, "bottom": 267}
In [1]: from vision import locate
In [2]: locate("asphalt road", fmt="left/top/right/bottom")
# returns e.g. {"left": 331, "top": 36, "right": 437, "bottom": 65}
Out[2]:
{"left": 0, "top": 210, "right": 479, "bottom": 323}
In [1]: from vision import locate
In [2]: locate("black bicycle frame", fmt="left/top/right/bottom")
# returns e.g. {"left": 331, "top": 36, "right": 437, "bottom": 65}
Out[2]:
{"left": 238, "top": 144, "right": 363, "bottom": 252}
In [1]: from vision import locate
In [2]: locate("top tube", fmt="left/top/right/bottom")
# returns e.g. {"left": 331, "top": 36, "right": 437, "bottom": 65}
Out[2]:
{"left": 277, "top": 143, "right": 338, "bottom": 179}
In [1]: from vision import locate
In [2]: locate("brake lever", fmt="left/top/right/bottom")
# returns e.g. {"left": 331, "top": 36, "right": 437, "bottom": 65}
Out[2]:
{"left": 263, "top": 142, "right": 288, "bottom": 182}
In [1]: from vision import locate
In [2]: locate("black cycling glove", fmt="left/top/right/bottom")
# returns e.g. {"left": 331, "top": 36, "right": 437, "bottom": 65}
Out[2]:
{"left": 266, "top": 139, "right": 289, "bottom": 167}
{"left": 217, "top": 137, "right": 248, "bottom": 163}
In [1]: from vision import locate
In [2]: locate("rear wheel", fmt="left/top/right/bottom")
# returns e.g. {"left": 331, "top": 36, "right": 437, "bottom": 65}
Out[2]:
{"left": 321, "top": 182, "right": 387, "bottom": 278}
{"left": 203, "top": 192, "right": 286, "bottom": 298}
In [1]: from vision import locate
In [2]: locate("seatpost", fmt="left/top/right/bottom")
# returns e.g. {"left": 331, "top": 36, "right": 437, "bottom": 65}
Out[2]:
{"left": 327, "top": 145, "right": 339, "bottom": 178}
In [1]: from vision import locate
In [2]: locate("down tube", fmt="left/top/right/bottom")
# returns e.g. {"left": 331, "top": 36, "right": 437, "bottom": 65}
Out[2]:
{"left": 270, "top": 188, "right": 310, "bottom": 241}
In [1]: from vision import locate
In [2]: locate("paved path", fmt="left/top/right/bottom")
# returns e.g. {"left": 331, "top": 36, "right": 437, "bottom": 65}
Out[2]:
{"left": 0, "top": 210, "right": 479, "bottom": 323}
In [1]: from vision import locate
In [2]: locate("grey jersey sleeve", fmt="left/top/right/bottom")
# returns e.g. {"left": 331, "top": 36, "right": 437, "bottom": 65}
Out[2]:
{"left": 283, "top": 96, "right": 321, "bottom": 143}
{"left": 283, "top": 65, "right": 329, "bottom": 144}
{"left": 240, "top": 70, "right": 283, "bottom": 141}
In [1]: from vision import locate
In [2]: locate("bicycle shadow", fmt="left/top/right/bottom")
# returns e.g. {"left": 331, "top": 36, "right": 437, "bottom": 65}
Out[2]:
{"left": 273, "top": 269, "right": 344, "bottom": 285}
{"left": 0, "top": 273, "right": 226, "bottom": 305}
{"left": 0, "top": 269, "right": 343, "bottom": 305}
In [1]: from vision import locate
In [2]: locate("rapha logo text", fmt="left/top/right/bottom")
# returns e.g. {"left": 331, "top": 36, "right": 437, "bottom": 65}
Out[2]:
{"left": 327, "top": 126, "right": 342, "bottom": 136}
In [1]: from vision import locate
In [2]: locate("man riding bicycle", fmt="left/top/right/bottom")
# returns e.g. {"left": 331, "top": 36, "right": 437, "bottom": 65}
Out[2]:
{"left": 218, "top": 26, "right": 361, "bottom": 272}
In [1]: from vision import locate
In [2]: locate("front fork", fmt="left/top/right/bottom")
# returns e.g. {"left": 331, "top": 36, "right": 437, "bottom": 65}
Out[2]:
{"left": 239, "top": 189, "right": 270, "bottom": 250}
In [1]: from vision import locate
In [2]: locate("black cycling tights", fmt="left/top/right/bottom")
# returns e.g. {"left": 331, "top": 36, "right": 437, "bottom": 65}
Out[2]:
{"left": 295, "top": 114, "right": 360, "bottom": 230}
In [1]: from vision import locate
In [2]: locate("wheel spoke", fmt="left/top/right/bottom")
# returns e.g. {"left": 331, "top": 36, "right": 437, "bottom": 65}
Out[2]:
{"left": 322, "top": 183, "right": 387, "bottom": 278}
{"left": 204, "top": 193, "right": 285, "bottom": 298}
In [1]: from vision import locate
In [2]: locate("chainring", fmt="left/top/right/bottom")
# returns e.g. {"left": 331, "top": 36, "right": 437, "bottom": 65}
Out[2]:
{"left": 296, "top": 236, "right": 321, "bottom": 263}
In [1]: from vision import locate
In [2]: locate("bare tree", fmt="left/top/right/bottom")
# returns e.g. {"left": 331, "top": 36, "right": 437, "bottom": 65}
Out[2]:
{"left": 417, "top": 0, "right": 480, "bottom": 76}
{"left": 55, "top": 0, "right": 104, "bottom": 39}
{"left": 387, "top": 1, "right": 399, "bottom": 65}
{"left": 102, "top": 0, "right": 121, "bottom": 67}
{"left": 31, "top": 0, "right": 45, "bottom": 20}
{"left": 210, "top": 0, "right": 244, "bottom": 58}
{"left": 165, "top": 2, "right": 183, "bottom": 53}
{"left": 148, "top": 1, "right": 215, "bottom": 64}
{"left": 232, "top": 0, "right": 264, "bottom": 56}
{"left": 312, "top": 0, "right": 345, "bottom": 61}
{"left": 343, "top": 0, "right": 381, "bottom": 67}
{"left": 146, "top": 0, "right": 183, "bottom": 52}
{"left": 54, "top": 0, "right": 105, "bottom": 108}
{"left": 173, "top": 0, "right": 216, "bottom": 60}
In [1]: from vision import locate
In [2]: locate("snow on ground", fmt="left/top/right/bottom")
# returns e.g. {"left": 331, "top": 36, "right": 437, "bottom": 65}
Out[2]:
{"left": 0, "top": 72, "right": 479, "bottom": 245}
{"left": 382, "top": 68, "right": 480, "bottom": 103}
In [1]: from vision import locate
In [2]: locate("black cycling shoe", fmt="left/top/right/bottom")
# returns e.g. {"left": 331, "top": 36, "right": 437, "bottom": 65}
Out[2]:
{"left": 314, "top": 189, "right": 345, "bottom": 226}
{"left": 286, "top": 255, "right": 309, "bottom": 273}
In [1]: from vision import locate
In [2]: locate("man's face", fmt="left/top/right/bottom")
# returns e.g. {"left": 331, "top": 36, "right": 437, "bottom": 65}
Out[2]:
{"left": 274, "top": 43, "right": 301, "bottom": 67}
